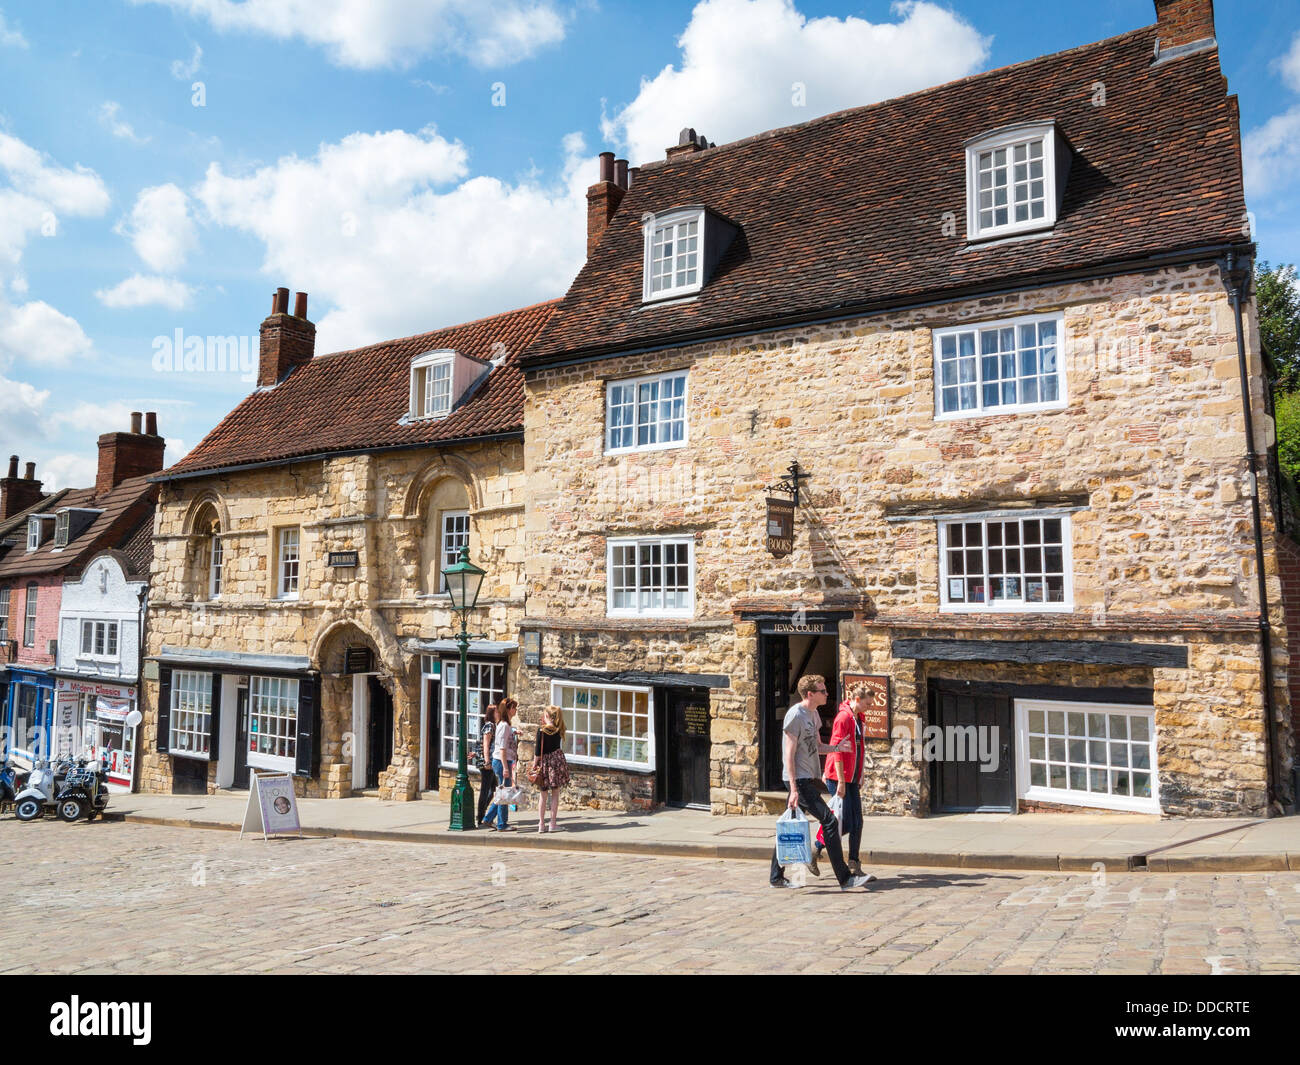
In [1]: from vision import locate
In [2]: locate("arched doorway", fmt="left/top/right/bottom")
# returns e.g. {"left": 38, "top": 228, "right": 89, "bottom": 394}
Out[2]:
{"left": 314, "top": 622, "right": 392, "bottom": 795}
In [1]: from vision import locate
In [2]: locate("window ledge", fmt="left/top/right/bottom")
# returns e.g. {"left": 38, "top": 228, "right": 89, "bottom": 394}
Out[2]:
{"left": 637, "top": 293, "right": 700, "bottom": 310}
{"left": 934, "top": 400, "right": 1068, "bottom": 422}
{"left": 962, "top": 225, "right": 1057, "bottom": 249}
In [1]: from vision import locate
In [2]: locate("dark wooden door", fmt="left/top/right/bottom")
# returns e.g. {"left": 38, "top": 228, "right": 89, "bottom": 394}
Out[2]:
{"left": 366, "top": 677, "right": 393, "bottom": 789}
{"left": 232, "top": 688, "right": 250, "bottom": 790}
{"left": 929, "top": 682, "right": 1013, "bottom": 812}
{"left": 759, "top": 635, "right": 791, "bottom": 790}
{"left": 425, "top": 678, "right": 440, "bottom": 790}
{"left": 666, "top": 687, "right": 711, "bottom": 807}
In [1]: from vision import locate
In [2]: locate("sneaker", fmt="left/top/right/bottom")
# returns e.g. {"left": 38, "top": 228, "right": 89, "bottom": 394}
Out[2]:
{"left": 806, "top": 851, "right": 822, "bottom": 878}
{"left": 770, "top": 878, "right": 796, "bottom": 889}
{"left": 847, "top": 860, "right": 864, "bottom": 877}
{"left": 840, "top": 874, "right": 875, "bottom": 891}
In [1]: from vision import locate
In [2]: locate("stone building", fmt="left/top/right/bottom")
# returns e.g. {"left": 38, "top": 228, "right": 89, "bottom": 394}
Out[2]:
{"left": 140, "top": 289, "right": 556, "bottom": 800}
{"left": 516, "top": 0, "right": 1295, "bottom": 817}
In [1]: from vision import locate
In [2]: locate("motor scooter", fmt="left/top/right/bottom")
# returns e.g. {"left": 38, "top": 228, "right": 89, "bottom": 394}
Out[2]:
{"left": 13, "top": 758, "right": 66, "bottom": 821}
{"left": 0, "top": 756, "right": 27, "bottom": 815}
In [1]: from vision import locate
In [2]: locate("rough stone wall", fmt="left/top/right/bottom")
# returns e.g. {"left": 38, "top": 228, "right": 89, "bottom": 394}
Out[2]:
{"left": 141, "top": 440, "right": 527, "bottom": 800}
{"left": 522, "top": 263, "right": 1292, "bottom": 816}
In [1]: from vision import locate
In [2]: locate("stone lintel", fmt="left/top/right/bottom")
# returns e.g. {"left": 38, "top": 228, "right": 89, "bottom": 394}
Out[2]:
{"left": 892, "top": 637, "right": 1190, "bottom": 668}
{"left": 537, "top": 665, "right": 731, "bottom": 689}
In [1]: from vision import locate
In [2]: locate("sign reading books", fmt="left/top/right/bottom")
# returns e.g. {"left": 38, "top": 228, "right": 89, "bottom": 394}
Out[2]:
{"left": 765, "top": 497, "right": 795, "bottom": 558}
{"left": 240, "top": 771, "right": 303, "bottom": 841}
{"left": 841, "top": 673, "right": 892, "bottom": 739}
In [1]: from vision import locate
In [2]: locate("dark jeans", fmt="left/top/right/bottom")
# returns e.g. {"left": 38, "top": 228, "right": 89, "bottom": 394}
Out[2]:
{"left": 770, "top": 777, "right": 851, "bottom": 886}
{"left": 816, "top": 778, "right": 863, "bottom": 862}
{"left": 476, "top": 764, "right": 498, "bottom": 824}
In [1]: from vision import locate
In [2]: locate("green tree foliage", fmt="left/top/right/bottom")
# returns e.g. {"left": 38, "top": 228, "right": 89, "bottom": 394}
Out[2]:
{"left": 1258, "top": 262, "right": 1300, "bottom": 391}
{"left": 1276, "top": 391, "right": 1300, "bottom": 484}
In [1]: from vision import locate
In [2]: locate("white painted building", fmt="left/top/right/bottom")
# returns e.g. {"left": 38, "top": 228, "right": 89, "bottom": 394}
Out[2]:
{"left": 55, "top": 551, "right": 147, "bottom": 791}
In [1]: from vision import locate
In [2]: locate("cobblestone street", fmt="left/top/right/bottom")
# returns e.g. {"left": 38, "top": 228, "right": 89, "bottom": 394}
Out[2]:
{"left": 3, "top": 821, "right": 1300, "bottom": 975}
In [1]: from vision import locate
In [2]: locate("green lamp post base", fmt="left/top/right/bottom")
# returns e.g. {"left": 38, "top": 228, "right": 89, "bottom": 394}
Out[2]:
{"left": 449, "top": 777, "right": 477, "bottom": 831}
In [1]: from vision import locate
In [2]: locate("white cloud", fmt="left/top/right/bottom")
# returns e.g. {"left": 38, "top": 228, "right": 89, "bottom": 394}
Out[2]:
{"left": 602, "top": 0, "right": 990, "bottom": 167}
{"left": 0, "top": 299, "right": 94, "bottom": 366}
{"left": 1244, "top": 106, "right": 1300, "bottom": 201}
{"left": 196, "top": 126, "right": 589, "bottom": 351}
{"left": 119, "top": 183, "right": 197, "bottom": 272}
{"left": 0, "top": 374, "right": 49, "bottom": 441}
{"left": 96, "top": 274, "right": 195, "bottom": 310}
{"left": 0, "top": 132, "right": 110, "bottom": 216}
{"left": 97, "top": 101, "right": 150, "bottom": 144}
{"left": 39, "top": 453, "right": 98, "bottom": 492}
{"left": 1276, "top": 31, "right": 1300, "bottom": 94}
{"left": 171, "top": 42, "right": 203, "bottom": 79}
{"left": 131, "top": 0, "right": 566, "bottom": 69}
{"left": 0, "top": 10, "right": 27, "bottom": 49}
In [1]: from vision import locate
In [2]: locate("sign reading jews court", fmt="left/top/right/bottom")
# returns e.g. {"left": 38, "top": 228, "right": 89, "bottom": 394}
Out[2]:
{"left": 766, "top": 497, "right": 795, "bottom": 558}
{"left": 842, "top": 673, "right": 891, "bottom": 740}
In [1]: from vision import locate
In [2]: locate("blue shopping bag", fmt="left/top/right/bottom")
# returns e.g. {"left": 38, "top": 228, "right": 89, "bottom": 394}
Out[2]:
{"left": 775, "top": 807, "right": 812, "bottom": 866}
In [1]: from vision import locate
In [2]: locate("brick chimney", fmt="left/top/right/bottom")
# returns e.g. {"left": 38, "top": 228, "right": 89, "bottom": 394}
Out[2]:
{"left": 586, "top": 152, "right": 629, "bottom": 259}
{"left": 0, "top": 455, "right": 44, "bottom": 519}
{"left": 96, "top": 411, "right": 165, "bottom": 497}
{"left": 666, "top": 127, "right": 712, "bottom": 161}
{"left": 258, "top": 287, "right": 316, "bottom": 387}
{"left": 1153, "top": 0, "right": 1215, "bottom": 54}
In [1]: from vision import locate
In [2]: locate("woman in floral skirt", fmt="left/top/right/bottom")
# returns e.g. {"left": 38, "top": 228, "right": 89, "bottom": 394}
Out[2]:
{"left": 534, "top": 705, "right": 571, "bottom": 833}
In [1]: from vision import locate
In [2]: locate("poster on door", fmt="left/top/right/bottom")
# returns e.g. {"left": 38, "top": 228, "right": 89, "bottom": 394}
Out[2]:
{"left": 94, "top": 695, "right": 138, "bottom": 791}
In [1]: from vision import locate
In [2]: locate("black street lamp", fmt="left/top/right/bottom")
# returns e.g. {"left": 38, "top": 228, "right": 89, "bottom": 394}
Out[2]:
{"left": 441, "top": 545, "right": 487, "bottom": 831}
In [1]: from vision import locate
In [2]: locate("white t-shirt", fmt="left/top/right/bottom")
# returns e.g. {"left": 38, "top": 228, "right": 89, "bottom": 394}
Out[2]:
{"left": 493, "top": 720, "right": 514, "bottom": 761}
{"left": 782, "top": 703, "right": 821, "bottom": 783}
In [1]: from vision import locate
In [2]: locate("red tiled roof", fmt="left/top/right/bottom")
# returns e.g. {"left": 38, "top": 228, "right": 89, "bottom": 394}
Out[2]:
{"left": 162, "top": 300, "right": 560, "bottom": 478}
{"left": 0, "top": 476, "right": 157, "bottom": 580}
{"left": 118, "top": 515, "right": 154, "bottom": 579}
{"left": 525, "top": 25, "right": 1246, "bottom": 365}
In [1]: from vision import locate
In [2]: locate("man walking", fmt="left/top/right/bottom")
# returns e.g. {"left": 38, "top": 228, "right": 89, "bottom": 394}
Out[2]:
{"left": 770, "top": 674, "right": 874, "bottom": 891}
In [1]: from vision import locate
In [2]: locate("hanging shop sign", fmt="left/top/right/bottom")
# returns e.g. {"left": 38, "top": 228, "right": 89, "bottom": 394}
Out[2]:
{"left": 765, "top": 498, "right": 795, "bottom": 558}
{"left": 240, "top": 771, "right": 303, "bottom": 841}
{"left": 344, "top": 645, "right": 374, "bottom": 674}
{"left": 842, "top": 673, "right": 892, "bottom": 740}
{"left": 328, "top": 551, "right": 359, "bottom": 568}
{"left": 522, "top": 630, "right": 541, "bottom": 668}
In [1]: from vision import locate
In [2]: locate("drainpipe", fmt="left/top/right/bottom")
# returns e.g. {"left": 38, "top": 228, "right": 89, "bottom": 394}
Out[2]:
{"left": 1223, "top": 251, "right": 1281, "bottom": 812}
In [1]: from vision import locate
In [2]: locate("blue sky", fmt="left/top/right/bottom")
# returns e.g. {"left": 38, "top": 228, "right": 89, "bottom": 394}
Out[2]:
{"left": 0, "top": 0, "right": 1297, "bottom": 489}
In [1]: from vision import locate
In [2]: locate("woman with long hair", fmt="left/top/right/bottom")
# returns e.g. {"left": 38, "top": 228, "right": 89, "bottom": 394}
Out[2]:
{"left": 533, "top": 704, "right": 571, "bottom": 833}
{"left": 475, "top": 701, "right": 499, "bottom": 827}
{"left": 481, "top": 697, "right": 518, "bottom": 831}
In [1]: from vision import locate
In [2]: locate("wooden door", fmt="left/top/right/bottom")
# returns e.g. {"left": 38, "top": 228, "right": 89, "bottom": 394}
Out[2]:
{"left": 759, "top": 635, "right": 791, "bottom": 790}
{"left": 929, "top": 682, "right": 1013, "bottom": 812}
{"left": 666, "top": 687, "right": 711, "bottom": 807}
{"left": 232, "top": 688, "right": 250, "bottom": 790}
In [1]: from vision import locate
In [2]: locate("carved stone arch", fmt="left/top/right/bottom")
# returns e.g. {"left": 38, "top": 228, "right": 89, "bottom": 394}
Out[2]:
{"left": 403, "top": 455, "right": 481, "bottom": 518}
{"left": 309, "top": 610, "right": 405, "bottom": 676}
{"left": 181, "top": 489, "right": 231, "bottom": 535}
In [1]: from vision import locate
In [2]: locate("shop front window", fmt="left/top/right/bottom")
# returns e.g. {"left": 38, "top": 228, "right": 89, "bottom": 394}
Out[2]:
{"left": 551, "top": 682, "right": 653, "bottom": 770}
{"left": 440, "top": 659, "right": 505, "bottom": 768}
{"left": 170, "top": 670, "right": 212, "bottom": 759}
{"left": 248, "top": 675, "right": 298, "bottom": 772}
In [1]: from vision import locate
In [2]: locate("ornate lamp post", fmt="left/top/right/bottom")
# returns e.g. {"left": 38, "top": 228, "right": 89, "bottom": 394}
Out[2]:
{"left": 441, "top": 545, "right": 487, "bottom": 830}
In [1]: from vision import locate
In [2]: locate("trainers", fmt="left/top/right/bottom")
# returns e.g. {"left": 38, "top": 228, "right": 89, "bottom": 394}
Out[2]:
{"left": 840, "top": 874, "right": 875, "bottom": 891}
{"left": 770, "top": 878, "right": 796, "bottom": 889}
{"left": 847, "top": 860, "right": 865, "bottom": 877}
{"left": 806, "top": 851, "right": 822, "bottom": 878}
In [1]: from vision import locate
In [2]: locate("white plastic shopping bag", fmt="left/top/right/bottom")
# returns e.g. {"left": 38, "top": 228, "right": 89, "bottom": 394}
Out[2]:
{"left": 828, "top": 793, "right": 845, "bottom": 831}
{"left": 493, "top": 784, "right": 526, "bottom": 805}
{"left": 775, "top": 807, "right": 813, "bottom": 866}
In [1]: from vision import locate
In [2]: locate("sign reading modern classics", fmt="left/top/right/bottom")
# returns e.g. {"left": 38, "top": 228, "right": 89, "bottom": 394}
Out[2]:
{"left": 328, "top": 551, "right": 359, "bottom": 568}
{"left": 842, "top": 673, "right": 891, "bottom": 739}
{"left": 765, "top": 497, "right": 795, "bottom": 558}
{"left": 240, "top": 771, "right": 303, "bottom": 841}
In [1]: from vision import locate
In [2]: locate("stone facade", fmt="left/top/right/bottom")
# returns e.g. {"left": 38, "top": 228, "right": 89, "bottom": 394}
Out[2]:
{"left": 141, "top": 440, "right": 527, "bottom": 802}
{"left": 520, "top": 263, "right": 1294, "bottom": 817}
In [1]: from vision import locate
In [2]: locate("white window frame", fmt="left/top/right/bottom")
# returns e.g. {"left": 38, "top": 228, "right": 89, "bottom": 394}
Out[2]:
{"left": 209, "top": 533, "right": 223, "bottom": 599}
{"left": 605, "top": 369, "right": 689, "bottom": 454}
{"left": 247, "top": 674, "right": 299, "bottom": 773}
{"left": 22, "top": 583, "right": 37, "bottom": 646}
{"left": 0, "top": 587, "right": 8, "bottom": 643}
{"left": 933, "top": 312, "right": 1066, "bottom": 420}
{"left": 439, "top": 658, "right": 505, "bottom": 769}
{"left": 966, "top": 124, "right": 1058, "bottom": 242}
{"left": 79, "top": 620, "right": 119, "bottom": 659}
{"left": 550, "top": 680, "right": 655, "bottom": 772}
{"left": 606, "top": 536, "right": 695, "bottom": 618}
{"left": 276, "top": 527, "right": 300, "bottom": 600}
{"left": 54, "top": 512, "right": 69, "bottom": 547}
{"left": 938, "top": 511, "right": 1073, "bottom": 613}
{"left": 439, "top": 510, "right": 470, "bottom": 592}
{"left": 26, "top": 518, "right": 40, "bottom": 551}
{"left": 169, "top": 670, "right": 213, "bottom": 761}
{"left": 409, "top": 350, "right": 455, "bottom": 421}
{"left": 642, "top": 208, "right": 705, "bottom": 302}
{"left": 1016, "top": 699, "right": 1159, "bottom": 814}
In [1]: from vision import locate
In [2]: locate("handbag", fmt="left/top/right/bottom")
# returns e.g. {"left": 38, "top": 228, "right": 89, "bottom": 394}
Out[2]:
{"left": 527, "top": 735, "right": 546, "bottom": 785}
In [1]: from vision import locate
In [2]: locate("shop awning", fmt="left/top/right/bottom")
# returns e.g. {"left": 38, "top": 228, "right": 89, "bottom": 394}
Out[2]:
{"left": 150, "top": 645, "right": 312, "bottom": 674}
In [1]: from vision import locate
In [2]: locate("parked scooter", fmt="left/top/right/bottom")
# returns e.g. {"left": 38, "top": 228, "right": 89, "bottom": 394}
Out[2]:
{"left": 14, "top": 754, "right": 109, "bottom": 822}
{"left": 0, "top": 756, "right": 27, "bottom": 815}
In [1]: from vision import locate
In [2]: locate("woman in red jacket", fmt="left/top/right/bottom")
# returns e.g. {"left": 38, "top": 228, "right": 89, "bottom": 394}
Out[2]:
{"left": 812, "top": 682, "right": 873, "bottom": 880}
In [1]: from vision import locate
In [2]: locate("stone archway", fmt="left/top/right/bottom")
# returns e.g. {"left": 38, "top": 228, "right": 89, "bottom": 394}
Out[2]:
{"left": 311, "top": 614, "right": 419, "bottom": 801}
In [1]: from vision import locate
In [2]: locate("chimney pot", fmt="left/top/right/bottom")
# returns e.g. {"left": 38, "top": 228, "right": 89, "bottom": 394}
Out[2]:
{"left": 614, "top": 159, "right": 629, "bottom": 188}
{"left": 628, "top": 166, "right": 640, "bottom": 188}
{"left": 598, "top": 151, "right": 615, "bottom": 184}
{"left": 145, "top": 411, "right": 158, "bottom": 436}
{"left": 6, "top": 455, "right": 16, "bottom": 479}
{"left": 275, "top": 287, "right": 290, "bottom": 314}
{"left": 24, "top": 462, "right": 35, "bottom": 480}
{"left": 130, "top": 411, "right": 143, "bottom": 434}
{"left": 258, "top": 287, "right": 317, "bottom": 387}
{"left": 294, "top": 291, "right": 308, "bottom": 318}
{"left": 0, "top": 458, "right": 42, "bottom": 518}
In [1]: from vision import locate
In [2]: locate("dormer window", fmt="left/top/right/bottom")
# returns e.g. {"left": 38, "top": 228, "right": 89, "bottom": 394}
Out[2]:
{"left": 54, "top": 512, "right": 69, "bottom": 547}
{"left": 643, "top": 208, "right": 704, "bottom": 301}
{"left": 965, "top": 123, "right": 1066, "bottom": 242}
{"left": 409, "top": 350, "right": 456, "bottom": 421}
{"left": 26, "top": 518, "right": 39, "bottom": 551}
